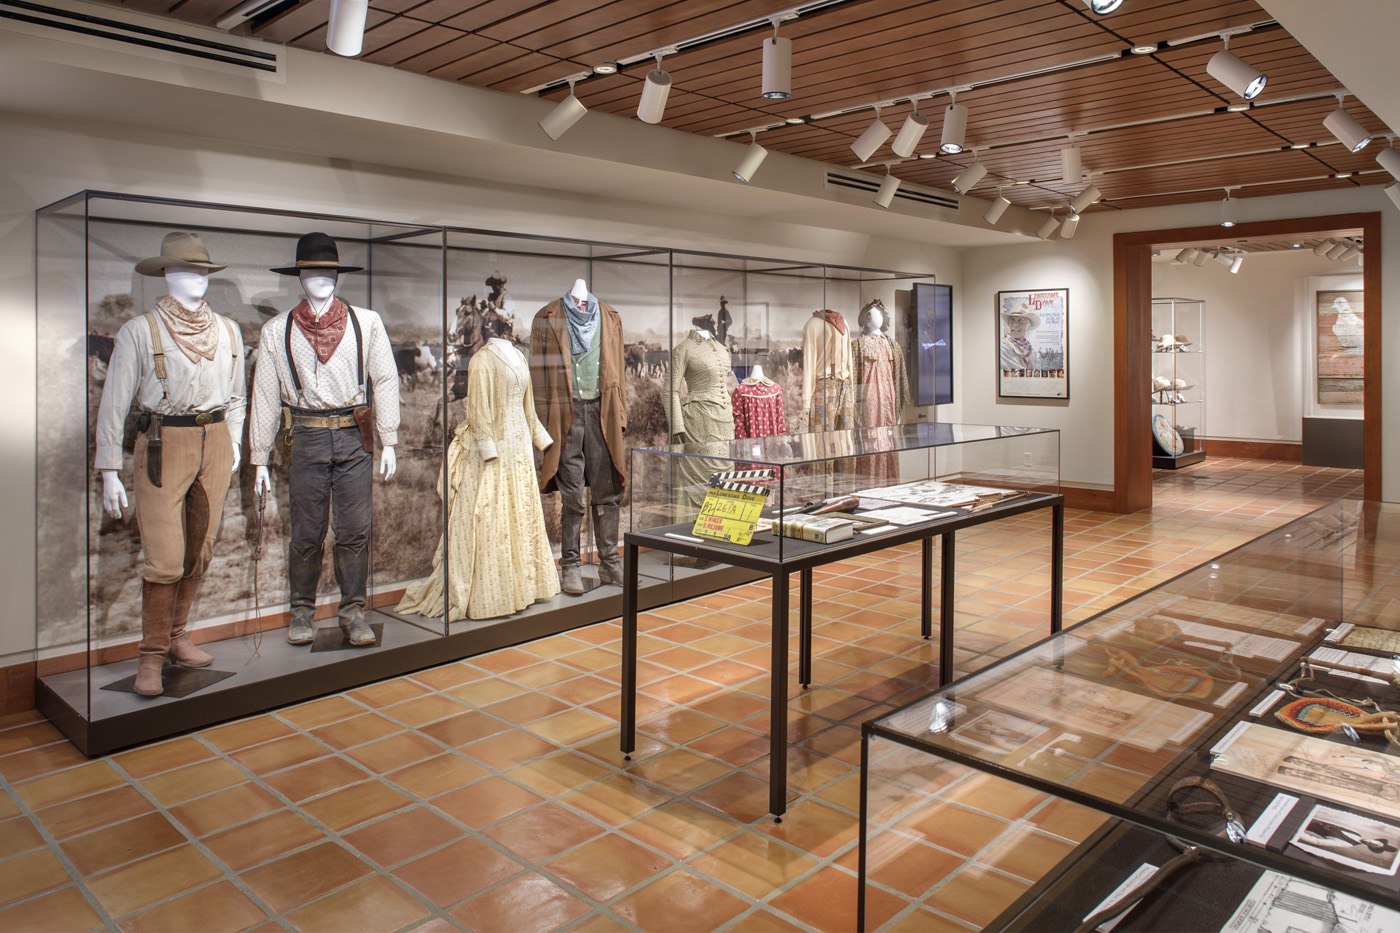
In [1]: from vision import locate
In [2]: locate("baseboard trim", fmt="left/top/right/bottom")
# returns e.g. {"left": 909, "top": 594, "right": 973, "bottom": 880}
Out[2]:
{"left": 1061, "top": 485, "right": 1116, "bottom": 511}
{"left": 1200, "top": 438, "right": 1302, "bottom": 462}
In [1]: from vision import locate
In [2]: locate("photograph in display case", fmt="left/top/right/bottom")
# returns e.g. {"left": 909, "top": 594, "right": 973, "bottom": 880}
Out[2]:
{"left": 996, "top": 287, "right": 1068, "bottom": 399}
{"left": 1290, "top": 804, "right": 1400, "bottom": 876}
{"left": 1316, "top": 289, "right": 1364, "bottom": 405}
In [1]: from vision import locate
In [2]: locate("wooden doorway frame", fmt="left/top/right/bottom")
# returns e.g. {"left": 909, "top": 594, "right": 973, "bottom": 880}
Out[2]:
{"left": 1113, "top": 212, "right": 1382, "bottom": 513}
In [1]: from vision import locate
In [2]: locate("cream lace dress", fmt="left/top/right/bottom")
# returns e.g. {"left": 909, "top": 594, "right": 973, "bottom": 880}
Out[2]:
{"left": 397, "top": 340, "right": 559, "bottom": 621}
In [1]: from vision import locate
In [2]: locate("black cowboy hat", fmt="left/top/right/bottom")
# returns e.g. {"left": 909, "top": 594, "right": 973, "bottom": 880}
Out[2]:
{"left": 270, "top": 231, "right": 364, "bottom": 276}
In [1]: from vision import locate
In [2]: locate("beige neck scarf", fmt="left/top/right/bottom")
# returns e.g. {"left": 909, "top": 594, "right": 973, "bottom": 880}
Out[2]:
{"left": 156, "top": 296, "right": 219, "bottom": 363}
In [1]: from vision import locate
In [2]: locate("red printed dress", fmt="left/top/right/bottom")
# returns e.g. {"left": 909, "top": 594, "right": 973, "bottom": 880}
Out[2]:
{"left": 731, "top": 379, "right": 787, "bottom": 438}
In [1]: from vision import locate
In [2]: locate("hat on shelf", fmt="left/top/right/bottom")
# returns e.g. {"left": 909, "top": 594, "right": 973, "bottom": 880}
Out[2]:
{"left": 270, "top": 231, "right": 364, "bottom": 276}
{"left": 1000, "top": 301, "right": 1041, "bottom": 330}
{"left": 1156, "top": 334, "right": 1180, "bottom": 350}
{"left": 1151, "top": 376, "right": 1173, "bottom": 393}
{"left": 1172, "top": 334, "right": 1192, "bottom": 348}
{"left": 1172, "top": 379, "right": 1195, "bottom": 391}
{"left": 135, "top": 232, "right": 228, "bottom": 277}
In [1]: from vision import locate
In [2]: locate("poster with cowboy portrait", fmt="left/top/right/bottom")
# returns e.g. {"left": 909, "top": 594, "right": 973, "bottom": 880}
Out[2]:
{"left": 997, "top": 288, "right": 1068, "bottom": 399}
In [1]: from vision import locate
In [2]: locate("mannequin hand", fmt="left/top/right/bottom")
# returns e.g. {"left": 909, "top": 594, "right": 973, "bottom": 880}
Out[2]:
{"left": 101, "top": 471, "right": 127, "bottom": 519}
{"left": 230, "top": 444, "right": 241, "bottom": 474}
{"left": 380, "top": 446, "right": 397, "bottom": 481}
{"left": 254, "top": 465, "right": 271, "bottom": 497}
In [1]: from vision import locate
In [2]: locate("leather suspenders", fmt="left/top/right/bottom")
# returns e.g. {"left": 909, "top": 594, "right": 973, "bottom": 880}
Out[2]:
{"left": 283, "top": 306, "right": 365, "bottom": 405}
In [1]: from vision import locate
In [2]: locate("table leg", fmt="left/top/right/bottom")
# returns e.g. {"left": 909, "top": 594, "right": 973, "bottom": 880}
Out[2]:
{"left": 939, "top": 532, "right": 956, "bottom": 688}
{"left": 621, "top": 541, "right": 638, "bottom": 758}
{"left": 770, "top": 570, "right": 790, "bottom": 819}
{"left": 799, "top": 568, "right": 813, "bottom": 688}
{"left": 1051, "top": 501, "right": 1065, "bottom": 635}
{"left": 921, "top": 537, "right": 934, "bottom": 640}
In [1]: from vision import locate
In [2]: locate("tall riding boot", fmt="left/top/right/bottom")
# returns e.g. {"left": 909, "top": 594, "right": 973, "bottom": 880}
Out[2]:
{"left": 593, "top": 504, "right": 623, "bottom": 586}
{"left": 334, "top": 544, "right": 375, "bottom": 646}
{"left": 168, "top": 576, "right": 214, "bottom": 667}
{"left": 559, "top": 504, "right": 585, "bottom": 595}
{"left": 136, "top": 580, "right": 180, "bottom": 696}
{"left": 286, "top": 545, "right": 322, "bottom": 645}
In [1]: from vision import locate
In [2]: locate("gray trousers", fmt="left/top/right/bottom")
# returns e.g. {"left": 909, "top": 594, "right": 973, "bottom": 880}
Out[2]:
{"left": 287, "top": 424, "right": 372, "bottom": 614}
{"left": 556, "top": 397, "right": 621, "bottom": 567}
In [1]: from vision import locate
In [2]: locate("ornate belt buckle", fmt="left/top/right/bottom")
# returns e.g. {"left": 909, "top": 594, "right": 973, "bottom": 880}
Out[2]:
{"left": 195, "top": 412, "right": 214, "bottom": 425}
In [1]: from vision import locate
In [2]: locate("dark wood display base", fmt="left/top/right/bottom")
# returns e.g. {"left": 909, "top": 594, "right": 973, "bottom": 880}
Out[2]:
{"left": 1152, "top": 448, "right": 1207, "bottom": 469}
{"left": 40, "top": 559, "right": 755, "bottom": 756}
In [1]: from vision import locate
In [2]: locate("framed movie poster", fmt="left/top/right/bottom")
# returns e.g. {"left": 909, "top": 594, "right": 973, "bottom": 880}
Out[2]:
{"left": 997, "top": 288, "right": 1068, "bottom": 399}
{"left": 1316, "top": 288, "right": 1363, "bottom": 405}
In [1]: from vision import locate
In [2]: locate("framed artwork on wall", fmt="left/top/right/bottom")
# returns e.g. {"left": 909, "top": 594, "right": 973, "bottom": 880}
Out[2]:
{"left": 1316, "top": 288, "right": 1363, "bottom": 405}
{"left": 996, "top": 288, "right": 1068, "bottom": 399}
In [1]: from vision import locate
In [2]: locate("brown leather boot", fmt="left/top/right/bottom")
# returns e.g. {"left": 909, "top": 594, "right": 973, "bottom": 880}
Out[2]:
{"left": 136, "top": 580, "right": 179, "bottom": 696}
{"left": 169, "top": 576, "right": 214, "bottom": 668}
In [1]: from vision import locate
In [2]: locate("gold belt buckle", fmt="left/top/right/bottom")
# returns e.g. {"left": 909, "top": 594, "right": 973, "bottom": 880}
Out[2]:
{"left": 195, "top": 412, "right": 214, "bottom": 426}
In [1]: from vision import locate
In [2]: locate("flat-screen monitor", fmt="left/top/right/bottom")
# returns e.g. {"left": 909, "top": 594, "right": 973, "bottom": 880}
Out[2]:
{"left": 909, "top": 282, "right": 952, "bottom": 406}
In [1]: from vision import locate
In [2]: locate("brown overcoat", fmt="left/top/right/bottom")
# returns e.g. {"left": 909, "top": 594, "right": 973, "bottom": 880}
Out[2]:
{"left": 529, "top": 298, "right": 628, "bottom": 492}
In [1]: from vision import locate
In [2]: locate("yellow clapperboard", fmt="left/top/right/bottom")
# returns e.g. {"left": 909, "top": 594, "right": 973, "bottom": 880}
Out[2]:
{"left": 690, "top": 470, "right": 774, "bottom": 545}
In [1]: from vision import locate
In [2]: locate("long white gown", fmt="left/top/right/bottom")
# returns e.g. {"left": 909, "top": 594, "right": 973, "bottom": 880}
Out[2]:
{"left": 397, "top": 340, "right": 559, "bottom": 621}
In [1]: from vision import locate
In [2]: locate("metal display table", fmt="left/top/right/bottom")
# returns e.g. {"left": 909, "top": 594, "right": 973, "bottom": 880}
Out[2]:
{"left": 619, "top": 492, "right": 1065, "bottom": 819}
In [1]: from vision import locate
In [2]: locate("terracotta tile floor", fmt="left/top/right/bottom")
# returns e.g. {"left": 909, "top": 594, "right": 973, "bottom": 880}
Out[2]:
{"left": 0, "top": 460, "right": 1362, "bottom": 932}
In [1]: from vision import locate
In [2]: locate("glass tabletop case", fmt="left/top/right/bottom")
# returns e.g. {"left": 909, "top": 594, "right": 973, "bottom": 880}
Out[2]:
{"left": 860, "top": 498, "right": 1400, "bottom": 931}
{"left": 629, "top": 422, "right": 1060, "bottom": 578}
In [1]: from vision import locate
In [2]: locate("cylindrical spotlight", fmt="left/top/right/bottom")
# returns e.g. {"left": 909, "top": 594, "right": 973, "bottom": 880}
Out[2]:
{"left": 874, "top": 173, "right": 901, "bottom": 209}
{"left": 1313, "top": 238, "right": 1337, "bottom": 256}
{"left": 1376, "top": 146, "right": 1400, "bottom": 181}
{"left": 1193, "top": 249, "right": 1211, "bottom": 267}
{"left": 1069, "top": 183, "right": 1102, "bottom": 214}
{"left": 1083, "top": 0, "right": 1123, "bottom": 12}
{"left": 539, "top": 92, "right": 587, "bottom": 141}
{"left": 1338, "top": 244, "right": 1361, "bottom": 262}
{"left": 1323, "top": 106, "right": 1373, "bottom": 153}
{"left": 1060, "top": 210, "right": 1080, "bottom": 239}
{"left": 1060, "top": 145, "right": 1082, "bottom": 184}
{"left": 732, "top": 140, "right": 768, "bottom": 183}
{"left": 984, "top": 192, "right": 1011, "bottom": 225}
{"left": 327, "top": 0, "right": 369, "bottom": 56}
{"left": 762, "top": 36, "right": 791, "bottom": 99}
{"left": 1176, "top": 248, "right": 1200, "bottom": 263}
{"left": 1206, "top": 48, "right": 1267, "bottom": 100}
{"left": 1387, "top": 182, "right": 1400, "bottom": 211}
{"left": 951, "top": 161, "right": 988, "bottom": 194}
{"left": 637, "top": 67, "right": 672, "bottom": 124}
{"left": 1230, "top": 253, "right": 1244, "bottom": 274}
{"left": 850, "top": 113, "right": 892, "bottom": 162}
{"left": 939, "top": 103, "right": 968, "bottom": 154}
{"left": 1214, "top": 249, "right": 1233, "bottom": 267}
{"left": 1219, "top": 194, "right": 1237, "bottom": 227}
{"left": 891, "top": 111, "right": 929, "bottom": 158}
{"left": 1035, "top": 215, "right": 1059, "bottom": 239}
{"left": 1326, "top": 241, "right": 1350, "bottom": 259}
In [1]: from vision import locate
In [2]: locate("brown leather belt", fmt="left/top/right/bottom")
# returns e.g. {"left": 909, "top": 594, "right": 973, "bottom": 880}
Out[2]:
{"left": 288, "top": 411, "right": 360, "bottom": 430}
{"left": 144, "top": 410, "right": 224, "bottom": 427}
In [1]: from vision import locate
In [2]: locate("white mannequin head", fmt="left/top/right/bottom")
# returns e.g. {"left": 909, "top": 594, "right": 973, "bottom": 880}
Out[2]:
{"left": 865, "top": 306, "right": 884, "bottom": 334}
{"left": 570, "top": 278, "right": 589, "bottom": 305}
{"left": 300, "top": 270, "right": 338, "bottom": 316}
{"left": 164, "top": 266, "right": 209, "bottom": 311}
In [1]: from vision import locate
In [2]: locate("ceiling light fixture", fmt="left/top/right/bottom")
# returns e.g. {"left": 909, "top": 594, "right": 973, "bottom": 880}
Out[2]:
{"left": 939, "top": 91, "right": 968, "bottom": 154}
{"left": 1035, "top": 212, "right": 1059, "bottom": 240}
{"left": 1060, "top": 138, "right": 1082, "bottom": 184}
{"left": 1130, "top": 43, "right": 1158, "bottom": 54}
{"left": 539, "top": 79, "right": 588, "bottom": 141}
{"left": 1226, "top": 101, "right": 1251, "bottom": 113}
{"left": 326, "top": 0, "right": 369, "bottom": 56}
{"left": 1230, "top": 252, "right": 1244, "bottom": 274}
{"left": 1338, "top": 243, "right": 1362, "bottom": 262}
{"left": 1387, "top": 182, "right": 1400, "bottom": 212}
{"left": 891, "top": 99, "right": 929, "bottom": 158}
{"left": 1323, "top": 94, "right": 1373, "bottom": 153}
{"left": 785, "top": 116, "right": 807, "bottom": 124}
{"left": 951, "top": 152, "right": 988, "bottom": 194}
{"left": 637, "top": 54, "right": 672, "bottom": 124}
{"left": 1176, "top": 248, "right": 1199, "bottom": 263}
{"left": 761, "top": 20, "right": 792, "bottom": 100}
{"left": 1206, "top": 34, "right": 1267, "bottom": 100}
{"left": 1083, "top": 0, "right": 1123, "bottom": 14}
{"left": 1219, "top": 187, "right": 1237, "bottom": 227}
{"left": 1060, "top": 209, "right": 1080, "bottom": 239}
{"left": 732, "top": 131, "right": 769, "bottom": 183}
{"left": 984, "top": 188, "right": 1011, "bottom": 225}
{"left": 1290, "top": 243, "right": 1302, "bottom": 248}
{"left": 1376, "top": 146, "right": 1400, "bottom": 182}
{"left": 1326, "top": 241, "right": 1351, "bottom": 259}
{"left": 874, "top": 166, "right": 901, "bottom": 209}
{"left": 1069, "top": 182, "right": 1102, "bottom": 215}
{"left": 592, "top": 62, "right": 618, "bottom": 75}
{"left": 1313, "top": 239, "right": 1337, "bottom": 256}
{"left": 1193, "top": 249, "right": 1211, "bottom": 267}
{"left": 851, "top": 105, "right": 891, "bottom": 162}
{"left": 1214, "top": 248, "right": 1234, "bottom": 267}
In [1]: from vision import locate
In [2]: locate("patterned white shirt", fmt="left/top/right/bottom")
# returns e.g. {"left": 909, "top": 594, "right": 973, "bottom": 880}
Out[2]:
{"left": 248, "top": 305, "right": 401, "bottom": 466}
{"left": 95, "top": 310, "right": 246, "bottom": 471}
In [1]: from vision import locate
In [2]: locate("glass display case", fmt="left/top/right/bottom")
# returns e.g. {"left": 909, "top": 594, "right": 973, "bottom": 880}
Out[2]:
{"left": 34, "top": 191, "right": 940, "bottom": 754}
{"left": 860, "top": 498, "right": 1400, "bottom": 931}
{"left": 1151, "top": 297, "right": 1206, "bottom": 468}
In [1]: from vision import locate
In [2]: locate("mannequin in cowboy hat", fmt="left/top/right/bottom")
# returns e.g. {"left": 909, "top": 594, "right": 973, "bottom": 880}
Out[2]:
{"left": 999, "top": 302, "right": 1042, "bottom": 374}
{"left": 249, "top": 232, "right": 401, "bottom": 648}
{"left": 95, "top": 232, "right": 246, "bottom": 697}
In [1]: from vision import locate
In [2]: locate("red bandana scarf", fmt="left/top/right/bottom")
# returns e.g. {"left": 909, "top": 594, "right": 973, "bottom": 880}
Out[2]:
{"left": 291, "top": 298, "right": 349, "bottom": 363}
{"left": 816, "top": 309, "right": 847, "bottom": 335}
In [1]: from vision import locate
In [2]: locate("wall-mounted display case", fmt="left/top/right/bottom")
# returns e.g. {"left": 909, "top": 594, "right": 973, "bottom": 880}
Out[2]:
{"left": 859, "top": 499, "right": 1400, "bottom": 931}
{"left": 1151, "top": 297, "right": 1206, "bottom": 469}
{"left": 34, "top": 190, "right": 938, "bottom": 754}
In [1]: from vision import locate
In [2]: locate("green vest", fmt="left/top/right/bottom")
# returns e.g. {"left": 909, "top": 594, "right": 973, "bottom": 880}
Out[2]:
{"left": 571, "top": 324, "right": 601, "bottom": 400}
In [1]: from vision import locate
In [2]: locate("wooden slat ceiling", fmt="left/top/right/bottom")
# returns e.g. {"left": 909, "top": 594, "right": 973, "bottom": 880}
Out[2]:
{"left": 97, "top": 0, "right": 1394, "bottom": 214}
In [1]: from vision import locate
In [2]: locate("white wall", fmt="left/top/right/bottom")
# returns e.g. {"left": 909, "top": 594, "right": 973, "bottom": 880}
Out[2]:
{"left": 959, "top": 187, "right": 1399, "bottom": 492}
{"left": 1152, "top": 250, "right": 1361, "bottom": 443}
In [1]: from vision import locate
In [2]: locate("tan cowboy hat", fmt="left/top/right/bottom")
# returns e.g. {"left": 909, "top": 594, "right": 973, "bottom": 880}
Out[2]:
{"left": 1001, "top": 301, "right": 1041, "bottom": 330}
{"left": 135, "top": 231, "right": 227, "bottom": 277}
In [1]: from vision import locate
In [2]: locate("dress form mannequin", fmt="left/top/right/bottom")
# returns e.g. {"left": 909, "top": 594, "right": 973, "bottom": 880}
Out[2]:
{"left": 670, "top": 315, "right": 735, "bottom": 508}
{"left": 745, "top": 363, "right": 768, "bottom": 384}
{"left": 570, "top": 278, "right": 589, "bottom": 306}
{"left": 254, "top": 270, "right": 395, "bottom": 496}
{"left": 851, "top": 298, "right": 909, "bottom": 484}
{"left": 102, "top": 268, "right": 241, "bottom": 517}
{"left": 863, "top": 305, "right": 884, "bottom": 336}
